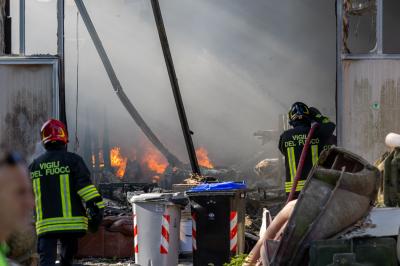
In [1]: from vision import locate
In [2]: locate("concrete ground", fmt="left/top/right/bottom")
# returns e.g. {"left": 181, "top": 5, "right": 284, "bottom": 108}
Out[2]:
{"left": 76, "top": 258, "right": 193, "bottom": 266}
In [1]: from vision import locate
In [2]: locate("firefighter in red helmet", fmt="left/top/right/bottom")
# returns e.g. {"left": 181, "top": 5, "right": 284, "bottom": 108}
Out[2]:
{"left": 29, "top": 119, "right": 104, "bottom": 266}
{"left": 40, "top": 119, "right": 69, "bottom": 145}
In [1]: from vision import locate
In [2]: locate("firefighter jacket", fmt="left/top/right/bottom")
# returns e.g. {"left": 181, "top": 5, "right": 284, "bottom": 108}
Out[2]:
{"left": 29, "top": 147, "right": 105, "bottom": 237}
{"left": 279, "top": 115, "right": 336, "bottom": 193}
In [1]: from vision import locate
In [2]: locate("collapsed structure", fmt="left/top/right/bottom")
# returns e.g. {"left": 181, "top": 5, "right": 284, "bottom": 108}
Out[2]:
{"left": 2, "top": 0, "right": 400, "bottom": 265}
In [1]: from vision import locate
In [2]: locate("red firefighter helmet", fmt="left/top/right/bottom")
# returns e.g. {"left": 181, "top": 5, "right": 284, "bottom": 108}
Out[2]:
{"left": 40, "top": 119, "right": 68, "bottom": 145}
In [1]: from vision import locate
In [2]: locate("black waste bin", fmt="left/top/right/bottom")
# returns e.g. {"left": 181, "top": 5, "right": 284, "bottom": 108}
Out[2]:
{"left": 187, "top": 182, "right": 246, "bottom": 266}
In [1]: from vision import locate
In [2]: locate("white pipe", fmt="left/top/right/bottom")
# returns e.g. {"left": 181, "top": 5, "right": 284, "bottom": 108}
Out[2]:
{"left": 385, "top": 133, "right": 400, "bottom": 148}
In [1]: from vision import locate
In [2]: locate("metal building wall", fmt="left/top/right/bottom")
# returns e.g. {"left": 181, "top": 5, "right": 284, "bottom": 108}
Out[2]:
{"left": 337, "top": 0, "right": 400, "bottom": 163}
{"left": 342, "top": 60, "right": 400, "bottom": 162}
{"left": 0, "top": 58, "right": 59, "bottom": 160}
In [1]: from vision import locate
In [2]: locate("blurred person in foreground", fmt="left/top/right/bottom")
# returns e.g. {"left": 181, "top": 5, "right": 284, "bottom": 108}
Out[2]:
{"left": 0, "top": 152, "right": 35, "bottom": 266}
{"left": 30, "top": 119, "right": 104, "bottom": 266}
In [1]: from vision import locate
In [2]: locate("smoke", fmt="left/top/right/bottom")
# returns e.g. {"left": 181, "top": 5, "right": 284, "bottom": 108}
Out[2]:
{"left": 12, "top": 0, "right": 336, "bottom": 169}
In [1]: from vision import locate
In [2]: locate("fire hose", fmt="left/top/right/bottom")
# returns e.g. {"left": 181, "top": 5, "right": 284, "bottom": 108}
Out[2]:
{"left": 286, "top": 122, "right": 319, "bottom": 204}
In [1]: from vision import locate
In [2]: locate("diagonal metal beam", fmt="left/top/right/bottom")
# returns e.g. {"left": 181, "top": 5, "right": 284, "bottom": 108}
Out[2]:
{"left": 74, "top": 0, "right": 183, "bottom": 168}
{"left": 150, "top": 0, "right": 201, "bottom": 175}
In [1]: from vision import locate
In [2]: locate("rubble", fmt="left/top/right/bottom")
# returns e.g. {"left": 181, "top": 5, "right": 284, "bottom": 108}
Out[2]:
{"left": 102, "top": 199, "right": 131, "bottom": 217}
{"left": 77, "top": 258, "right": 136, "bottom": 266}
{"left": 77, "top": 259, "right": 193, "bottom": 266}
{"left": 162, "top": 165, "right": 240, "bottom": 189}
{"left": 98, "top": 183, "right": 159, "bottom": 205}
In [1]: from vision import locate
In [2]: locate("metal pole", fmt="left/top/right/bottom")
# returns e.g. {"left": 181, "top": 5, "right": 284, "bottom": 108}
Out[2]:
{"left": 376, "top": 0, "right": 383, "bottom": 54}
{"left": 74, "top": 0, "right": 183, "bottom": 168}
{"left": 19, "top": 0, "right": 25, "bottom": 54}
{"left": 57, "top": 0, "right": 65, "bottom": 57}
{"left": 57, "top": 0, "right": 67, "bottom": 125}
{"left": 150, "top": 0, "right": 201, "bottom": 175}
{"left": 4, "top": 0, "right": 11, "bottom": 54}
{"left": 336, "top": 0, "right": 344, "bottom": 146}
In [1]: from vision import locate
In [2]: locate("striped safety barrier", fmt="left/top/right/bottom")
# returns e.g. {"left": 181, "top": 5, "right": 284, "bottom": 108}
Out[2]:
{"left": 133, "top": 213, "right": 138, "bottom": 254}
{"left": 160, "top": 214, "right": 170, "bottom": 254}
{"left": 192, "top": 213, "right": 197, "bottom": 251}
{"left": 230, "top": 211, "right": 238, "bottom": 253}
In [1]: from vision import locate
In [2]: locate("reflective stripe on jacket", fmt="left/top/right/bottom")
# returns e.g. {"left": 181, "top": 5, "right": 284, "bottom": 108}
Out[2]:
{"left": 29, "top": 148, "right": 104, "bottom": 236}
{"left": 279, "top": 118, "right": 336, "bottom": 193}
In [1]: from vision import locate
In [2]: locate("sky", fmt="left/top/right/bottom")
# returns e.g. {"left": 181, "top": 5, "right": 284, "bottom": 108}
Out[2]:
{"left": 11, "top": 0, "right": 337, "bottom": 170}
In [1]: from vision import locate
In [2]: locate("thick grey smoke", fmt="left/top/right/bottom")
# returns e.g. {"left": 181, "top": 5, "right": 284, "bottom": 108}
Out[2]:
{"left": 11, "top": 0, "right": 336, "bottom": 169}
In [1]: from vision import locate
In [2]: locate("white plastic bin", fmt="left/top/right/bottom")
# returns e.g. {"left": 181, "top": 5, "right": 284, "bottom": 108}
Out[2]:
{"left": 179, "top": 218, "right": 192, "bottom": 254}
{"left": 130, "top": 193, "right": 183, "bottom": 266}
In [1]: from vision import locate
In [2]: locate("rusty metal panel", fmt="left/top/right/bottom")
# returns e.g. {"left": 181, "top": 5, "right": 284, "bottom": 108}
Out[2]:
{"left": 341, "top": 59, "right": 400, "bottom": 162}
{"left": 0, "top": 57, "right": 59, "bottom": 160}
{"left": 77, "top": 224, "right": 134, "bottom": 258}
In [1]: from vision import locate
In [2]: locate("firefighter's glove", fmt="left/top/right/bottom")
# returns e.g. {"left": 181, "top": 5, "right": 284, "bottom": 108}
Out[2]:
{"left": 308, "top": 107, "right": 320, "bottom": 119}
{"left": 87, "top": 202, "right": 104, "bottom": 233}
{"left": 309, "top": 106, "right": 330, "bottom": 124}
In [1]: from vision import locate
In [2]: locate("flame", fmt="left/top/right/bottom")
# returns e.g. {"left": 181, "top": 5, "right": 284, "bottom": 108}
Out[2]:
{"left": 196, "top": 147, "right": 214, "bottom": 169}
{"left": 110, "top": 147, "right": 128, "bottom": 178}
{"left": 141, "top": 145, "right": 168, "bottom": 174}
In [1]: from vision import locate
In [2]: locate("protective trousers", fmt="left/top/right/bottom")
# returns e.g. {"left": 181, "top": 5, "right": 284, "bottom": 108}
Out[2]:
{"left": 37, "top": 236, "right": 78, "bottom": 266}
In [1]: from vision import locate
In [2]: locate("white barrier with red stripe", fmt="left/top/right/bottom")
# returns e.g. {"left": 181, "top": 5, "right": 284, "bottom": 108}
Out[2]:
{"left": 133, "top": 213, "right": 138, "bottom": 254}
{"left": 230, "top": 211, "right": 238, "bottom": 253}
{"left": 130, "top": 194, "right": 181, "bottom": 266}
{"left": 160, "top": 214, "right": 170, "bottom": 254}
{"left": 192, "top": 213, "right": 197, "bottom": 251}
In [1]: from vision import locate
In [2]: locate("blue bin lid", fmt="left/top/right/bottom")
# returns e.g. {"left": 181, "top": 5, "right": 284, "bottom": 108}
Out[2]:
{"left": 188, "top": 181, "right": 246, "bottom": 192}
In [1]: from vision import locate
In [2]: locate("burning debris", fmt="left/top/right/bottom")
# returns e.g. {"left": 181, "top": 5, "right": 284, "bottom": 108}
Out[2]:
{"left": 87, "top": 132, "right": 221, "bottom": 188}
{"left": 108, "top": 143, "right": 170, "bottom": 183}
{"left": 141, "top": 143, "right": 168, "bottom": 175}
{"left": 110, "top": 147, "right": 128, "bottom": 179}
{"left": 195, "top": 147, "right": 214, "bottom": 169}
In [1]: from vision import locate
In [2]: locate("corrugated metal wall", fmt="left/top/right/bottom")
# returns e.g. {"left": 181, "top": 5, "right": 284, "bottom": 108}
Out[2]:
{"left": 0, "top": 63, "right": 55, "bottom": 160}
{"left": 342, "top": 60, "right": 400, "bottom": 162}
